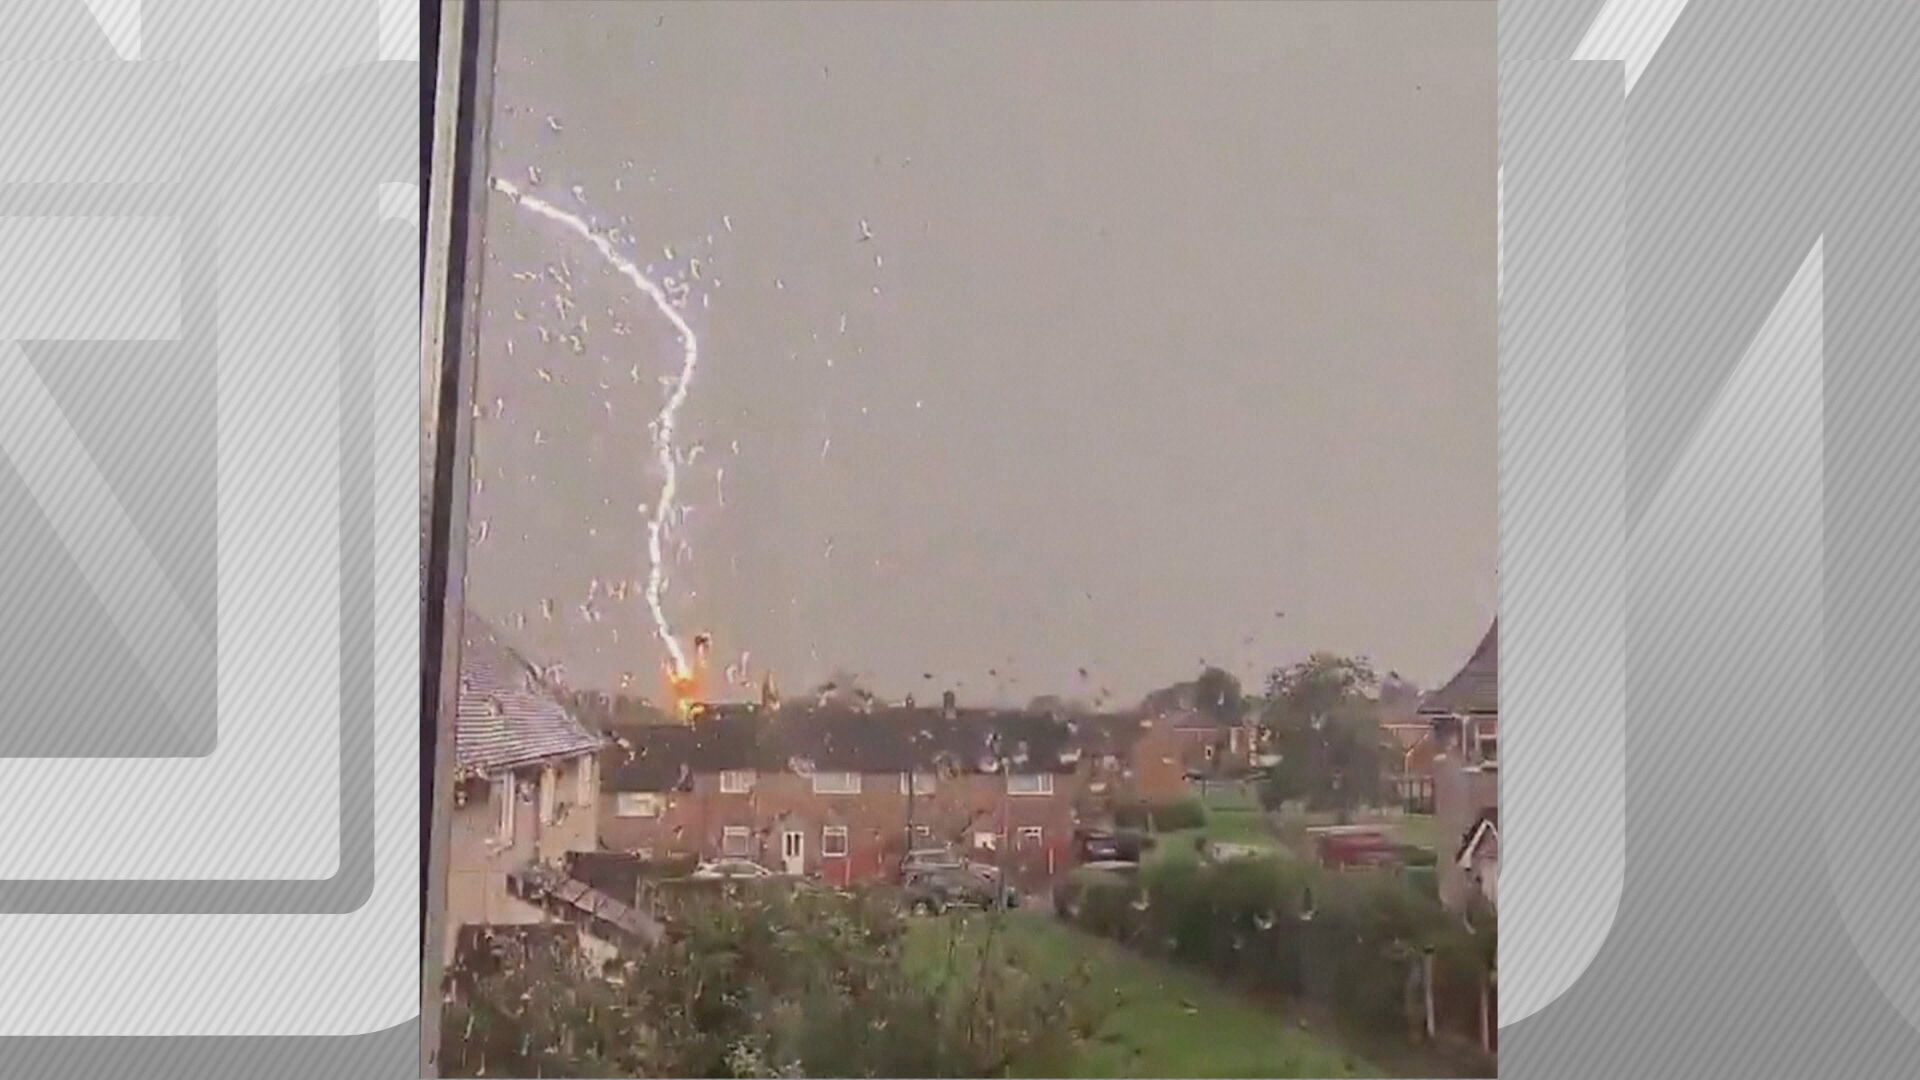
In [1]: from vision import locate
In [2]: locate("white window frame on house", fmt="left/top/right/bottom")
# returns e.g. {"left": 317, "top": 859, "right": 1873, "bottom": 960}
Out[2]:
{"left": 719, "top": 769, "right": 757, "bottom": 794}
{"left": 615, "top": 792, "right": 662, "bottom": 818}
{"left": 811, "top": 771, "right": 862, "bottom": 795}
{"left": 538, "top": 765, "right": 558, "bottom": 825}
{"left": 722, "top": 825, "right": 752, "bottom": 857}
{"left": 821, "top": 825, "right": 850, "bottom": 857}
{"left": 899, "top": 771, "right": 936, "bottom": 795}
{"left": 576, "top": 754, "right": 595, "bottom": 806}
{"left": 974, "top": 831, "right": 998, "bottom": 851}
{"left": 1017, "top": 826, "right": 1043, "bottom": 846}
{"left": 1006, "top": 772, "right": 1054, "bottom": 796}
{"left": 912, "top": 824, "right": 933, "bottom": 842}
{"left": 492, "top": 775, "right": 514, "bottom": 844}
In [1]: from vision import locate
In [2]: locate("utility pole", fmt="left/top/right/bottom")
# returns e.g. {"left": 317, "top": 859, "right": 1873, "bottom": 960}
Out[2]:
{"left": 903, "top": 729, "right": 918, "bottom": 881}
{"left": 991, "top": 729, "right": 1010, "bottom": 912}
{"left": 904, "top": 765, "right": 915, "bottom": 868}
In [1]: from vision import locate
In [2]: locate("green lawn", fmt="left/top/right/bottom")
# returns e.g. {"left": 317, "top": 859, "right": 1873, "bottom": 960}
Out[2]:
{"left": 1149, "top": 785, "right": 1284, "bottom": 864}
{"left": 1396, "top": 814, "right": 1439, "bottom": 852}
{"left": 906, "top": 911, "right": 1373, "bottom": 1078}
{"left": 1266, "top": 809, "right": 1442, "bottom": 858}
{"left": 1194, "top": 783, "right": 1262, "bottom": 813}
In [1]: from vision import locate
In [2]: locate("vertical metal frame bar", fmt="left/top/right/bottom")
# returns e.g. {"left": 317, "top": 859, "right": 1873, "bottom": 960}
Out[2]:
{"left": 419, "top": 1, "right": 499, "bottom": 1073}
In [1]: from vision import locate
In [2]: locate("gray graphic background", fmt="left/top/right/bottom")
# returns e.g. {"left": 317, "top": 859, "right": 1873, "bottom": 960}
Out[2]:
{"left": 1503, "top": 0, "right": 1920, "bottom": 1076}
{"left": 4, "top": 0, "right": 1918, "bottom": 1075}
{"left": 2, "top": 0, "right": 415, "bottom": 1064}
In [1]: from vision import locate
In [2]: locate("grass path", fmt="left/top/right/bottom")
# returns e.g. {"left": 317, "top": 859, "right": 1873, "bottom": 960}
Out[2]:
{"left": 906, "top": 911, "right": 1375, "bottom": 1078}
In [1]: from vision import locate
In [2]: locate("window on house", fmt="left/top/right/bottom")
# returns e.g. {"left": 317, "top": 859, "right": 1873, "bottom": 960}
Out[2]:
{"left": 913, "top": 825, "right": 933, "bottom": 841}
{"left": 1017, "top": 826, "right": 1043, "bottom": 846}
{"left": 719, "top": 769, "right": 756, "bottom": 794}
{"left": 539, "top": 765, "right": 558, "bottom": 824}
{"left": 899, "top": 771, "right": 936, "bottom": 795}
{"left": 812, "top": 771, "right": 861, "bottom": 795}
{"left": 821, "top": 826, "right": 849, "bottom": 857}
{"left": 492, "top": 775, "right": 513, "bottom": 844}
{"left": 1006, "top": 773, "right": 1054, "bottom": 796}
{"left": 615, "top": 792, "right": 662, "bottom": 818}
{"left": 722, "top": 826, "right": 752, "bottom": 857}
{"left": 974, "top": 831, "right": 999, "bottom": 852}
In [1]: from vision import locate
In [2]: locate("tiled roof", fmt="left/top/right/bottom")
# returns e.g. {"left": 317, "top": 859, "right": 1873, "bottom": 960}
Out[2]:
{"left": 602, "top": 703, "right": 1107, "bottom": 792}
{"left": 1419, "top": 620, "right": 1498, "bottom": 716}
{"left": 601, "top": 719, "right": 741, "bottom": 792}
{"left": 455, "top": 618, "right": 603, "bottom": 776}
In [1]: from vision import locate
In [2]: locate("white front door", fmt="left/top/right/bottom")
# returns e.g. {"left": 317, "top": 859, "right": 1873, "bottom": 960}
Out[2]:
{"left": 782, "top": 830, "right": 805, "bottom": 875}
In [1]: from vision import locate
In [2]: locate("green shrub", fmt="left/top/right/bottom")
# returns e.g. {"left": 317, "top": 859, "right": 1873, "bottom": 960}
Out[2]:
{"left": 1154, "top": 797, "right": 1207, "bottom": 831}
{"left": 1110, "top": 797, "right": 1207, "bottom": 833}
{"left": 442, "top": 883, "right": 1106, "bottom": 1078}
{"left": 1065, "top": 849, "right": 1468, "bottom": 1040}
{"left": 1399, "top": 845, "right": 1438, "bottom": 867}
{"left": 1403, "top": 865, "right": 1439, "bottom": 900}
{"left": 1075, "top": 877, "right": 1144, "bottom": 943}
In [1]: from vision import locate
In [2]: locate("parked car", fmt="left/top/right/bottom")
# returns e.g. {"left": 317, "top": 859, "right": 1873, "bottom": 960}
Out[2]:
{"left": 1306, "top": 826, "right": 1400, "bottom": 869}
{"left": 1052, "top": 860, "right": 1140, "bottom": 919}
{"left": 1071, "top": 827, "right": 1121, "bottom": 862}
{"left": 689, "top": 857, "right": 776, "bottom": 880}
{"left": 1071, "top": 826, "right": 1154, "bottom": 864}
{"left": 901, "top": 847, "right": 1000, "bottom": 882}
{"left": 902, "top": 867, "right": 1019, "bottom": 914}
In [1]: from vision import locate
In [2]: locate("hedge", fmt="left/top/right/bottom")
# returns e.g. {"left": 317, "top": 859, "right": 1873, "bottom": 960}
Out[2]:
{"left": 1111, "top": 797, "right": 1207, "bottom": 832}
{"left": 1062, "top": 853, "right": 1492, "bottom": 1041}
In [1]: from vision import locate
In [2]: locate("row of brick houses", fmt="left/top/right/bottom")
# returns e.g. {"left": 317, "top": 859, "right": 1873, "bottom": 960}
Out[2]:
{"left": 441, "top": 614, "right": 1215, "bottom": 957}
{"left": 596, "top": 694, "right": 1190, "bottom": 892}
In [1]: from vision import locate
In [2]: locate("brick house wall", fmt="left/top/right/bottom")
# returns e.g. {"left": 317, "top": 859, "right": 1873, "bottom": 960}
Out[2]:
{"left": 599, "top": 767, "right": 1077, "bottom": 891}
{"left": 1129, "top": 717, "right": 1193, "bottom": 803}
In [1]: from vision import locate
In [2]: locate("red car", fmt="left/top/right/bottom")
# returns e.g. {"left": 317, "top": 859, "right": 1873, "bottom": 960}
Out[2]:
{"left": 1308, "top": 827, "right": 1400, "bottom": 868}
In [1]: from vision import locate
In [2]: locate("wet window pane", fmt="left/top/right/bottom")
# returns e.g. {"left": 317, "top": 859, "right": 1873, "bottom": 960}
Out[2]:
{"left": 437, "top": 3, "right": 1497, "bottom": 1076}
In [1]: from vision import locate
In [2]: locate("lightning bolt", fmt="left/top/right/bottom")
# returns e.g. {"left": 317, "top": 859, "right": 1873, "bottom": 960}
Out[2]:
{"left": 491, "top": 177, "right": 698, "bottom": 681}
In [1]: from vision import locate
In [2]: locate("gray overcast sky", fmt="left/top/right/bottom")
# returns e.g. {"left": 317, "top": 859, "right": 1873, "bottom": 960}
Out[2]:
{"left": 463, "top": 0, "right": 1495, "bottom": 707}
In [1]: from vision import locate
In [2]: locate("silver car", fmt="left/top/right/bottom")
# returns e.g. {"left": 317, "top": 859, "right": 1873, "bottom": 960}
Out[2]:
{"left": 689, "top": 857, "right": 775, "bottom": 880}
{"left": 901, "top": 847, "right": 1000, "bottom": 882}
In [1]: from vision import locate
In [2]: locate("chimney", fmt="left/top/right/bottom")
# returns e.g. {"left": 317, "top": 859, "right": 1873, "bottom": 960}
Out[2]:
{"left": 942, "top": 690, "right": 957, "bottom": 720}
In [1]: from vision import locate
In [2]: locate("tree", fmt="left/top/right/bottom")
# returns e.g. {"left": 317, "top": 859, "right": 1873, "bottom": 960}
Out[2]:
{"left": 1378, "top": 671, "right": 1422, "bottom": 712}
{"left": 439, "top": 885, "right": 1106, "bottom": 1078}
{"left": 1258, "top": 654, "right": 1383, "bottom": 818}
{"left": 1192, "top": 666, "right": 1244, "bottom": 727}
{"left": 1025, "top": 694, "right": 1091, "bottom": 716}
{"left": 812, "top": 668, "right": 875, "bottom": 708}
